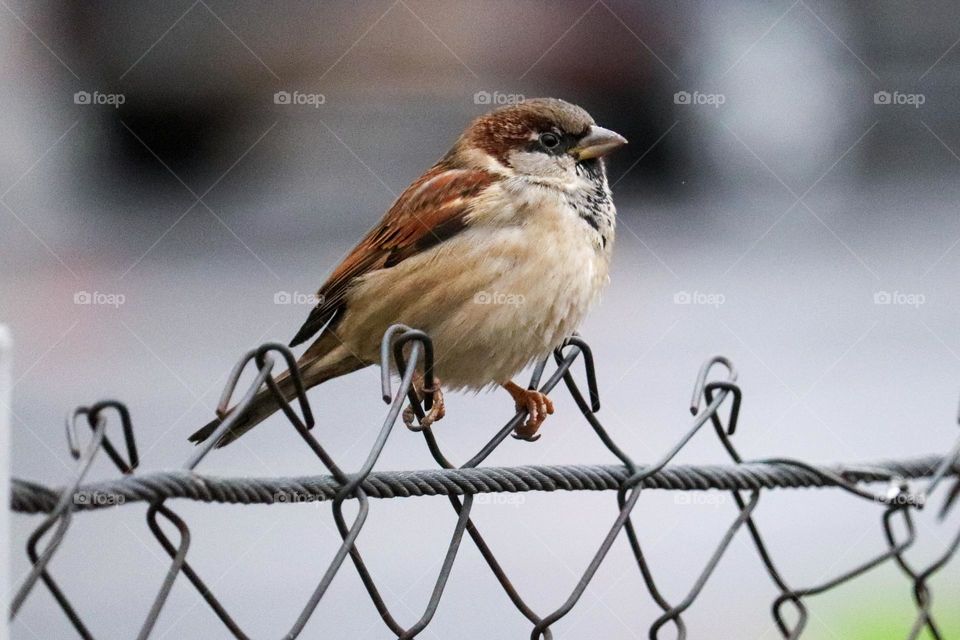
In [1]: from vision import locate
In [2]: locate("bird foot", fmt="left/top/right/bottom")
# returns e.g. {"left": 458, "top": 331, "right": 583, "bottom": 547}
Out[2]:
{"left": 403, "top": 375, "right": 445, "bottom": 430}
{"left": 504, "top": 382, "right": 554, "bottom": 441}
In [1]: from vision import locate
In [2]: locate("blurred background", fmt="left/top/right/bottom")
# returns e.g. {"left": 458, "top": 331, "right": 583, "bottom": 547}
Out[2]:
{"left": 3, "top": 1, "right": 960, "bottom": 638}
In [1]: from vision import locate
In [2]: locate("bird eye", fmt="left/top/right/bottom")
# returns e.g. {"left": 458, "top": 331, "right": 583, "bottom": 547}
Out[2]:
{"left": 539, "top": 132, "right": 560, "bottom": 150}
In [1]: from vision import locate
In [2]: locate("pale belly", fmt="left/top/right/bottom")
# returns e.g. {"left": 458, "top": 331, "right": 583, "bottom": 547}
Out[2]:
{"left": 336, "top": 217, "right": 611, "bottom": 390}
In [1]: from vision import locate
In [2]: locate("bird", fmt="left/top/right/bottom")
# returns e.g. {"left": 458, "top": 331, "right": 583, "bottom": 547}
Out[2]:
{"left": 189, "top": 97, "right": 626, "bottom": 448}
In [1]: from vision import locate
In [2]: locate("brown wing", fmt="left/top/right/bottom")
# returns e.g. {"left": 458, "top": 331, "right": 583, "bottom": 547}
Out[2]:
{"left": 288, "top": 166, "right": 497, "bottom": 347}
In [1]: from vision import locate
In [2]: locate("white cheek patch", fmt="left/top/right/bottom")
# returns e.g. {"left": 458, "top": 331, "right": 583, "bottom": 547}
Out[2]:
{"left": 507, "top": 150, "right": 571, "bottom": 180}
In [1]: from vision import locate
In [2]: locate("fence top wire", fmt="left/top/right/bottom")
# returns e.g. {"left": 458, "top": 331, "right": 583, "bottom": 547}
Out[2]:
{"left": 10, "top": 456, "right": 956, "bottom": 515}
{"left": 8, "top": 326, "right": 960, "bottom": 640}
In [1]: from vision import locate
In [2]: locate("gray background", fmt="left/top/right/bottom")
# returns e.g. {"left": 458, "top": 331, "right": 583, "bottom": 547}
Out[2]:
{"left": 2, "top": 1, "right": 960, "bottom": 638}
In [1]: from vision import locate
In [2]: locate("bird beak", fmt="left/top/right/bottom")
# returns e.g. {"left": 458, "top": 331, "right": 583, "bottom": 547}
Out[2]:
{"left": 570, "top": 125, "right": 628, "bottom": 161}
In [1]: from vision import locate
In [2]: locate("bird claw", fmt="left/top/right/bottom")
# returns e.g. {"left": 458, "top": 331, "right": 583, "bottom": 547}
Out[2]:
{"left": 402, "top": 380, "right": 445, "bottom": 431}
{"left": 511, "top": 427, "right": 542, "bottom": 442}
{"left": 505, "top": 385, "right": 554, "bottom": 441}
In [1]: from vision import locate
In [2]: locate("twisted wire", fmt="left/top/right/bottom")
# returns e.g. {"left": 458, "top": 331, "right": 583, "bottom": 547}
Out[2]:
{"left": 10, "top": 455, "right": 953, "bottom": 515}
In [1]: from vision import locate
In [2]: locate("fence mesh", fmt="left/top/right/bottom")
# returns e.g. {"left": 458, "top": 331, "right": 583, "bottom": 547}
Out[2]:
{"left": 8, "top": 324, "right": 960, "bottom": 639}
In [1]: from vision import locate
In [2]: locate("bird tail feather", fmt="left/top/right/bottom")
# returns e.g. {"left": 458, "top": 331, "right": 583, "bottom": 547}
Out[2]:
{"left": 188, "top": 352, "right": 364, "bottom": 448}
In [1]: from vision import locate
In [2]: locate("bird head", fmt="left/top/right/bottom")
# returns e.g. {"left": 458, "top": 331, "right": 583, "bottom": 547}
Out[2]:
{"left": 450, "top": 98, "right": 627, "bottom": 183}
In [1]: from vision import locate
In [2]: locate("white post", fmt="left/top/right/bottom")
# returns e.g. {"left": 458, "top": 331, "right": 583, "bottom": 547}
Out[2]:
{"left": 0, "top": 325, "right": 10, "bottom": 640}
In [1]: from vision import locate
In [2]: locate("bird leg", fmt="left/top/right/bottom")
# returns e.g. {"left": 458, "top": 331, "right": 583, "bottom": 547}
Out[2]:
{"left": 402, "top": 372, "right": 445, "bottom": 429}
{"left": 503, "top": 381, "right": 554, "bottom": 440}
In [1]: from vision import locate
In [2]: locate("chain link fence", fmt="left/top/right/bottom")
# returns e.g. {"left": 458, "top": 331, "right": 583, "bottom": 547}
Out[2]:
{"left": 8, "top": 325, "right": 960, "bottom": 639}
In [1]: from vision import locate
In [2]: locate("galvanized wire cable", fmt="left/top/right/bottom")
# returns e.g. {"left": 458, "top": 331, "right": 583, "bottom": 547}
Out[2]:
{"left": 8, "top": 326, "right": 960, "bottom": 640}
{"left": 10, "top": 456, "right": 955, "bottom": 515}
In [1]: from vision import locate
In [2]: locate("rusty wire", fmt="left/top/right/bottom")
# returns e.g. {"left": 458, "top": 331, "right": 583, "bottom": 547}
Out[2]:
{"left": 7, "top": 324, "right": 960, "bottom": 639}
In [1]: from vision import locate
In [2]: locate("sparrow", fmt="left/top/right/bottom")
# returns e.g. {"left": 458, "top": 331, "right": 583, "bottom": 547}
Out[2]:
{"left": 189, "top": 97, "right": 626, "bottom": 447}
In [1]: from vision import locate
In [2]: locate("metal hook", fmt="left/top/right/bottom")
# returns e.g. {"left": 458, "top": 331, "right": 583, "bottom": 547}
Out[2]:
{"left": 690, "top": 355, "right": 737, "bottom": 417}
{"left": 385, "top": 326, "right": 436, "bottom": 431}
{"left": 380, "top": 324, "right": 434, "bottom": 402}
{"left": 86, "top": 400, "right": 139, "bottom": 474}
{"left": 65, "top": 407, "right": 89, "bottom": 460}
{"left": 254, "top": 342, "right": 315, "bottom": 430}
{"left": 553, "top": 335, "right": 600, "bottom": 413}
{"left": 703, "top": 381, "right": 742, "bottom": 436}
